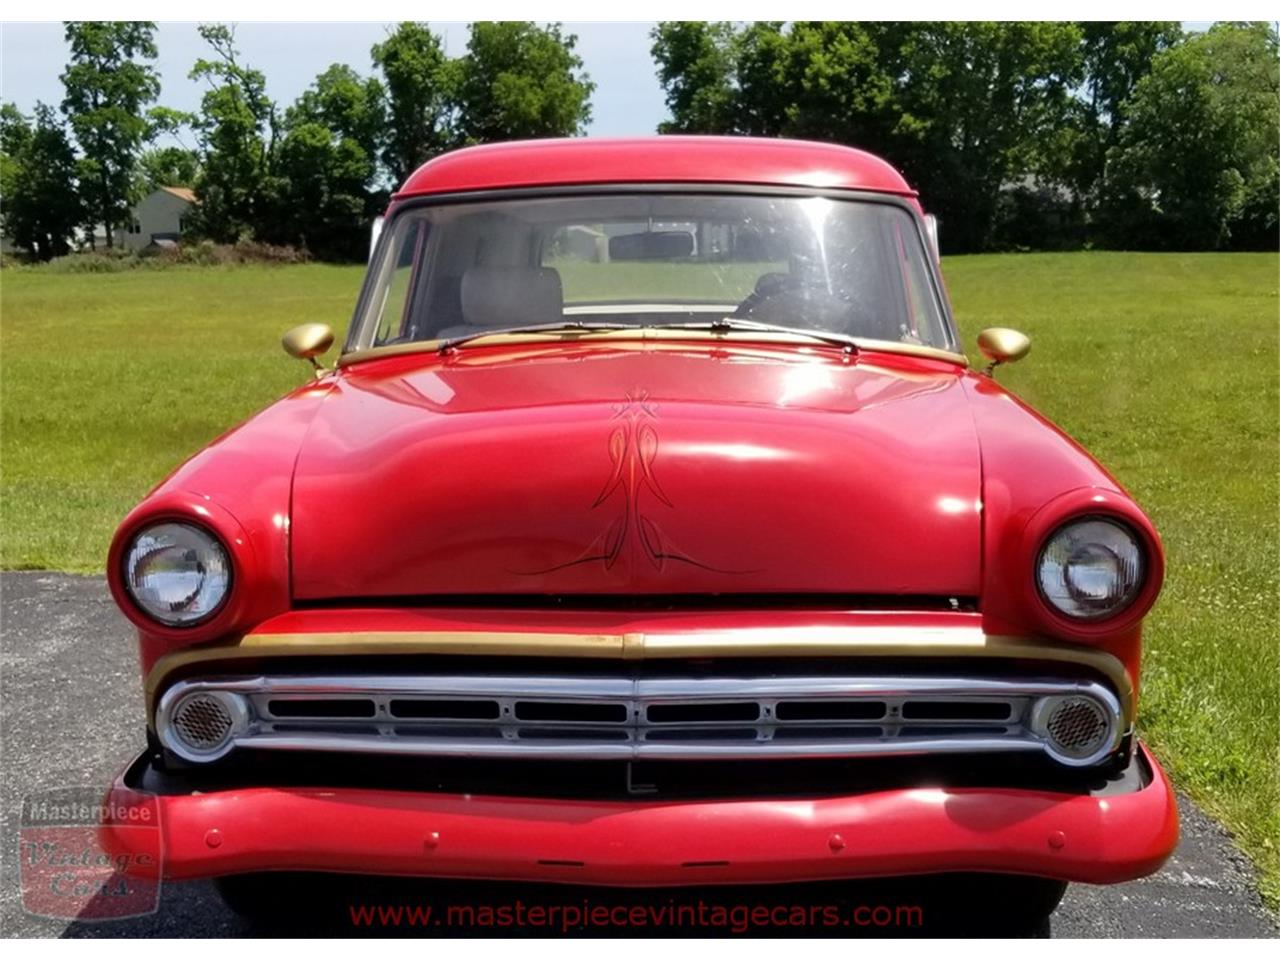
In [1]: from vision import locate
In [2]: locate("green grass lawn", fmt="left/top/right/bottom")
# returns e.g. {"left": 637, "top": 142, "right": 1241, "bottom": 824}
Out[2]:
{"left": 1, "top": 265, "right": 363, "bottom": 569}
{"left": 2, "top": 252, "right": 1277, "bottom": 903}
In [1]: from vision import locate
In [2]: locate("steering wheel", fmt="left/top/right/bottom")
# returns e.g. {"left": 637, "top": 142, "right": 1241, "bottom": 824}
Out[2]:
{"left": 733, "top": 272, "right": 860, "bottom": 333}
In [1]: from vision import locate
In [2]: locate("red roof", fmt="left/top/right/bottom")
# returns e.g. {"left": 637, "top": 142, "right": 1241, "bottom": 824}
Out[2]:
{"left": 159, "top": 186, "right": 198, "bottom": 203}
{"left": 395, "top": 136, "right": 916, "bottom": 200}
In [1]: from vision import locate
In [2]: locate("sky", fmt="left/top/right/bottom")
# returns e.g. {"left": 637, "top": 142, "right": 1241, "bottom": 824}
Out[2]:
{"left": 0, "top": 21, "right": 670, "bottom": 137}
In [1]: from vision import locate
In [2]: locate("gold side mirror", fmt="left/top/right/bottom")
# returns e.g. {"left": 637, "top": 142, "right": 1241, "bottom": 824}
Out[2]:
{"left": 977, "top": 327, "right": 1031, "bottom": 375}
{"left": 282, "top": 323, "right": 334, "bottom": 376}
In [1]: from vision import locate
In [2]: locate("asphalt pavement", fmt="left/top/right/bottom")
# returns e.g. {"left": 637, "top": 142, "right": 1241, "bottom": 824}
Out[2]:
{"left": 1, "top": 572, "right": 1275, "bottom": 938}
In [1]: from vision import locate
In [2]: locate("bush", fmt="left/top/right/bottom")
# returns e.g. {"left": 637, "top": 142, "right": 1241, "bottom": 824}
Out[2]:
{"left": 991, "top": 184, "right": 1087, "bottom": 252}
{"left": 28, "top": 240, "right": 311, "bottom": 273}
{"left": 41, "top": 248, "right": 137, "bottom": 273}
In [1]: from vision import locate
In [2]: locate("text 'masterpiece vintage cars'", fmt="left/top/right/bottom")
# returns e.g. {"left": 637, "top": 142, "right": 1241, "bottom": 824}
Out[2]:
{"left": 101, "top": 137, "right": 1176, "bottom": 930}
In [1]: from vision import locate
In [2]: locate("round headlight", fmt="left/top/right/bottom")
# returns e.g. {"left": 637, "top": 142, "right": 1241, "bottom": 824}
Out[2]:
{"left": 124, "top": 522, "right": 231, "bottom": 626}
{"left": 1036, "top": 517, "right": 1144, "bottom": 621}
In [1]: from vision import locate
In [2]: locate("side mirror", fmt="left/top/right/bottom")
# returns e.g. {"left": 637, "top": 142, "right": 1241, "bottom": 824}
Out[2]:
{"left": 282, "top": 323, "right": 334, "bottom": 376}
{"left": 369, "top": 215, "right": 384, "bottom": 262}
{"left": 977, "top": 327, "right": 1031, "bottom": 375}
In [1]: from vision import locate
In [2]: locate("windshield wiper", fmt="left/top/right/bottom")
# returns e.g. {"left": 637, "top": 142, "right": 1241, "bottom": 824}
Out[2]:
{"left": 437, "top": 316, "right": 860, "bottom": 356}
{"left": 645, "top": 317, "right": 860, "bottom": 354}
{"left": 437, "top": 321, "right": 632, "bottom": 354}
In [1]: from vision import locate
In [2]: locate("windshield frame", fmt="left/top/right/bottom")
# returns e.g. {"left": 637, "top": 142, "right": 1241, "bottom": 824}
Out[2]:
{"left": 341, "top": 183, "right": 963, "bottom": 365}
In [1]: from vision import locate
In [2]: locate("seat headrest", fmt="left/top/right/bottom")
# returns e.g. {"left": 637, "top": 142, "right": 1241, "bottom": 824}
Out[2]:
{"left": 460, "top": 267, "right": 563, "bottom": 328}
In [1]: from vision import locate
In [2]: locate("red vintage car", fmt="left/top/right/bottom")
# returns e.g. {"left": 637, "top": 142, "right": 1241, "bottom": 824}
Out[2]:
{"left": 102, "top": 137, "right": 1176, "bottom": 931}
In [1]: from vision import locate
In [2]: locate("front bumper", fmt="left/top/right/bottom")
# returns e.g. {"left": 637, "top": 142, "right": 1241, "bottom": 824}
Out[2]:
{"left": 101, "top": 742, "right": 1177, "bottom": 887}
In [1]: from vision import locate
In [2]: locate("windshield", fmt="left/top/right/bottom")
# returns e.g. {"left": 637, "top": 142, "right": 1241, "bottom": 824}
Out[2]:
{"left": 349, "top": 193, "right": 956, "bottom": 353}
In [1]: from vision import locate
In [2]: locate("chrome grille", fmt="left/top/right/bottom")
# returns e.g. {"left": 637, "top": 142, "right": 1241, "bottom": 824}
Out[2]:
{"left": 156, "top": 673, "right": 1124, "bottom": 768}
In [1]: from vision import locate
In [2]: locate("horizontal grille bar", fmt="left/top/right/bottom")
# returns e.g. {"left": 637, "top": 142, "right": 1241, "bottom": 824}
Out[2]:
{"left": 156, "top": 673, "right": 1124, "bottom": 769}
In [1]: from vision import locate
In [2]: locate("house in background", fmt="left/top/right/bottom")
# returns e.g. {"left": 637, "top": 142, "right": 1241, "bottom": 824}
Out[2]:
{"left": 121, "top": 186, "right": 197, "bottom": 252}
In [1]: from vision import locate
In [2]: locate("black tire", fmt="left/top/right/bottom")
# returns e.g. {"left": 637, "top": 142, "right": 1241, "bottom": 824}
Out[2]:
{"left": 928, "top": 874, "right": 1067, "bottom": 935}
{"left": 213, "top": 872, "right": 337, "bottom": 930}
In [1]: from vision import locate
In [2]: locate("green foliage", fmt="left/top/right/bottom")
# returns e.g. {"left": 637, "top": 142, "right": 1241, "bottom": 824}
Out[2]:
{"left": 272, "top": 64, "right": 387, "bottom": 260}
{"left": 650, "top": 22, "right": 740, "bottom": 133}
{"left": 286, "top": 63, "right": 386, "bottom": 164}
{"left": 137, "top": 145, "right": 199, "bottom": 191}
{"left": 187, "top": 24, "right": 277, "bottom": 243}
{"left": 19, "top": 238, "right": 309, "bottom": 272}
{"left": 453, "top": 22, "right": 594, "bottom": 144}
{"left": 59, "top": 21, "right": 160, "bottom": 247}
{"left": 888, "top": 22, "right": 1083, "bottom": 252}
{"left": 0, "top": 102, "right": 33, "bottom": 220}
{"left": 1051, "top": 22, "right": 1183, "bottom": 201}
{"left": 371, "top": 23, "right": 455, "bottom": 184}
{"left": 0, "top": 103, "right": 84, "bottom": 260}
{"left": 1105, "top": 22, "right": 1280, "bottom": 250}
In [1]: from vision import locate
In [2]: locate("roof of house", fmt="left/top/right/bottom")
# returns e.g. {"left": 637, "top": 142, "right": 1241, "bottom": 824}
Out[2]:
{"left": 159, "top": 186, "right": 198, "bottom": 203}
{"left": 395, "top": 137, "right": 917, "bottom": 201}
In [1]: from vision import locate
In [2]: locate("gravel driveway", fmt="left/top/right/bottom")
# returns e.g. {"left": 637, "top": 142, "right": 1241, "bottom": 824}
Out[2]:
{"left": 1, "top": 572, "right": 1274, "bottom": 937}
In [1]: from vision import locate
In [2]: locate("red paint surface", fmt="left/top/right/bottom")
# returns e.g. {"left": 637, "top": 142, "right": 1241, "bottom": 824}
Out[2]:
{"left": 100, "top": 744, "right": 1177, "bottom": 886}
{"left": 109, "top": 341, "right": 1165, "bottom": 676}
{"left": 291, "top": 346, "right": 982, "bottom": 599}
{"left": 395, "top": 137, "right": 918, "bottom": 201}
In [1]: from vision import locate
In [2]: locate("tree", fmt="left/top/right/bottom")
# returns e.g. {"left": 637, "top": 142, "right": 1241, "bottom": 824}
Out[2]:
{"left": 271, "top": 124, "right": 371, "bottom": 259}
{"left": 881, "top": 22, "right": 1084, "bottom": 251}
{"left": 650, "top": 22, "right": 739, "bottom": 133}
{"left": 60, "top": 21, "right": 160, "bottom": 247}
{"left": 188, "top": 24, "right": 278, "bottom": 242}
{"left": 372, "top": 22, "right": 455, "bottom": 185}
{"left": 0, "top": 103, "right": 32, "bottom": 214}
{"left": 1047, "top": 22, "right": 1182, "bottom": 204}
{"left": 1, "top": 103, "right": 84, "bottom": 260}
{"left": 453, "top": 22, "right": 594, "bottom": 144}
{"left": 137, "top": 146, "right": 199, "bottom": 191}
{"left": 743, "top": 22, "right": 894, "bottom": 144}
{"left": 273, "top": 64, "right": 387, "bottom": 259}
{"left": 1107, "top": 21, "right": 1279, "bottom": 249}
{"left": 287, "top": 63, "right": 385, "bottom": 163}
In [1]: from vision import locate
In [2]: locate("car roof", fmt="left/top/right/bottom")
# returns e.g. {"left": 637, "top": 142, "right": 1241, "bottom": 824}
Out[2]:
{"left": 395, "top": 136, "right": 917, "bottom": 200}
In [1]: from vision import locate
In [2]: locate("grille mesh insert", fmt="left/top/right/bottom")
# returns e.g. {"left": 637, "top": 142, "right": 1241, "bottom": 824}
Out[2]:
{"left": 1046, "top": 697, "right": 1108, "bottom": 755}
{"left": 171, "top": 694, "right": 233, "bottom": 750}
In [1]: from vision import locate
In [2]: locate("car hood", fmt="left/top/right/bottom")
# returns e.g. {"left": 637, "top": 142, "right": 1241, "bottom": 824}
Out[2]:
{"left": 290, "top": 345, "right": 983, "bottom": 599}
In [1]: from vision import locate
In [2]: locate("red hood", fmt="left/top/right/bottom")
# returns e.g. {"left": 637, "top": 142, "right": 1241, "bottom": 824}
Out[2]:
{"left": 290, "top": 344, "right": 983, "bottom": 599}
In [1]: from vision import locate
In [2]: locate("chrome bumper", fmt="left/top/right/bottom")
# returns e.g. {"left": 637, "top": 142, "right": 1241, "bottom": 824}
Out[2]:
{"left": 157, "top": 672, "right": 1125, "bottom": 769}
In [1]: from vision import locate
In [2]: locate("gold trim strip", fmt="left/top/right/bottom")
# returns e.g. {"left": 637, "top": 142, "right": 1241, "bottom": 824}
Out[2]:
{"left": 146, "top": 627, "right": 1131, "bottom": 723}
{"left": 337, "top": 330, "right": 969, "bottom": 368}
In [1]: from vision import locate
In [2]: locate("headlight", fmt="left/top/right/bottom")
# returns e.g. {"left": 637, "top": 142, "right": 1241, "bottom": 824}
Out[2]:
{"left": 124, "top": 522, "right": 231, "bottom": 626}
{"left": 1036, "top": 517, "right": 1144, "bottom": 620}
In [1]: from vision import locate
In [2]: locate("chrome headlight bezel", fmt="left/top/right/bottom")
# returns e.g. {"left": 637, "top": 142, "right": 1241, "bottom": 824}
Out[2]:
{"left": 1035, "top": 516, "right": 1146, "bottom": 622}
{"left": 122, "top": 521, "right": 232, "bottom": 627}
